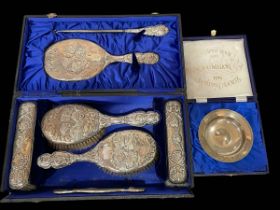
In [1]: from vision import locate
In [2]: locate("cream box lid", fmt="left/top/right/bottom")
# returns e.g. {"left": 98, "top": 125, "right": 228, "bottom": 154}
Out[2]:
{"left": 183, "top": 38, "right": 253, "bottom": 101}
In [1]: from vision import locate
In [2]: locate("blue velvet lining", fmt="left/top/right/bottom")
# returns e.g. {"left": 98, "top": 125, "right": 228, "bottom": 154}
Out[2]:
{"left": 6, "top": 186, "right": 192, "bottom": 200}
{"left": 188, "top": 102, "right": 268, "bottom": 175}
{"left": 3, "top": 95, "right": 192, "bottom": 199}
{"left": 18, "top": 16, "right": 183, "bottom": 91}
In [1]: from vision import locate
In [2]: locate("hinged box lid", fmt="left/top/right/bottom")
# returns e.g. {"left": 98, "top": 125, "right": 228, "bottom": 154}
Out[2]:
{"left": 183, "top": 35, "right": 269, "bottom": 176}
{"left": 183, "top": 36, "right": 256, "bottom": 102}
{"left": 16, "top": 14, "right": 185, "bottom": 95}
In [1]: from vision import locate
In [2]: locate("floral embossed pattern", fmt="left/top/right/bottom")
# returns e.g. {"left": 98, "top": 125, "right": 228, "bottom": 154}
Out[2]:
{"left": 165, "top": 101, "right": 187, "bottom": 184}
{"left": 9, "top": 102, "right": 36, "bottom": 190}
{"left": 41, "top": 104, "right": 160, "bottom": 150}
{"left": 37, "top": 130, "right": 157, "bottom": 175}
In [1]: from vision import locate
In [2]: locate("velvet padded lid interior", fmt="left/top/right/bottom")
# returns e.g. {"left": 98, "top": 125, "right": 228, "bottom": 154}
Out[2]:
{"left": 17, "top": 16, "right": 184, "bottom": 92}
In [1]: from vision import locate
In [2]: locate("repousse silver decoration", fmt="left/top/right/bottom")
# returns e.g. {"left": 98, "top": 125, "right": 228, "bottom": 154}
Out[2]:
{"left": 9, "top": 102, "right": 37, "bottom": 190}
{"left": 165, "top": 101, "right": 187, "bottom": 184}
{"left": 41, "top": 104, "right": 160, "bottom": 150}
{"left": 55, "top": 25, "right": 169, "bottom": 37}
{"left": 37, "top": 130, "right": 157, "bottom": 175}
{"left": 44, "top": 39, "right": 159, "bottom": 81}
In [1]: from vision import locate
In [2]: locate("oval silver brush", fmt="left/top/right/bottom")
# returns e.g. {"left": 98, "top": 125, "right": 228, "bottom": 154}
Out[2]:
{"left": 41, "top": 104, "right": 160, "bottom": 150}
{"left": 37, "top": 130, "right": 157, "bottom": 175}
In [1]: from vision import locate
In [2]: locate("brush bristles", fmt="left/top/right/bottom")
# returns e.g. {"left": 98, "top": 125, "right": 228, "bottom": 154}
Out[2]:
{"left": 47, "top": 129, "right": 159, "bottom": 177}
{"left": 165, "top": 180, "right": 188, "bottom": 187}
{"left": 98, "top": 142, "right": 159, "bottom": 176}
{"left": 48, "top": 128, "right": 106, "bottom": 151}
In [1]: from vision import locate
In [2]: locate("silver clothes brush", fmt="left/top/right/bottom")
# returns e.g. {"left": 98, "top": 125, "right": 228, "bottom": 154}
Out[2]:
{"left": 9, "top": 102, "right": 37, "bottom": 190}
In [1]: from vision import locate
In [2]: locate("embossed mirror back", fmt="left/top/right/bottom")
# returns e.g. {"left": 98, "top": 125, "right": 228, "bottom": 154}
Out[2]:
{"left": 45, "top": 39, "right": 108, "bottom": 81}
{"left": 45, "top": 39, "right": 159, "bottom": 81}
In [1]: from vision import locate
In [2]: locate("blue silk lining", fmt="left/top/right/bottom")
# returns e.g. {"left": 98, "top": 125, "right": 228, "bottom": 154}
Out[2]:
{"left": 3, "top": 95, "right": 192, "bottom": 199}
{"left": 188, "top": 102, "right": 268, "bottom": 175}
{"left": 18, "top": 16, "right": 183, "bottom": 92}
{"left": 4, "top": 17, "right": 268, "bottom": 200}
